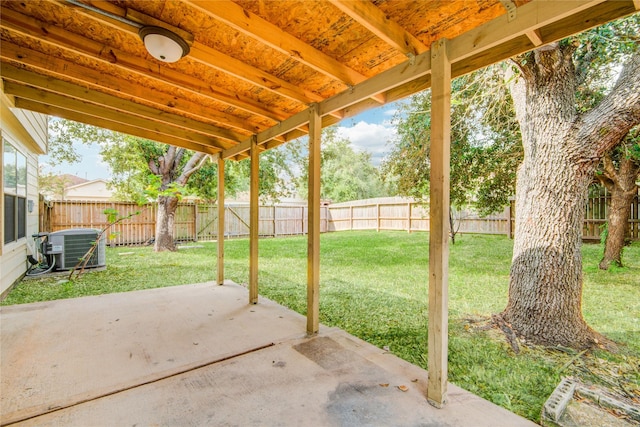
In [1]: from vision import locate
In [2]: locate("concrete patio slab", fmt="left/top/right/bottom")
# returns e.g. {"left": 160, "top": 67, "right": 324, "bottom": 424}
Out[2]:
{"left": 1, "top": 282, "right": 537, "bottom": 426}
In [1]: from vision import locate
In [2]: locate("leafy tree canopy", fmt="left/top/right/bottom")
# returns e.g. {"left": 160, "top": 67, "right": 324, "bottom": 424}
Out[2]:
{"left": 46, "top": 119, "right": 296, "bottom": 203}
{"left": 293, "top": 126, "right": 391, "bottom": 203}
{"left": 382, "top": 65, "right": 522, "bottom": 215}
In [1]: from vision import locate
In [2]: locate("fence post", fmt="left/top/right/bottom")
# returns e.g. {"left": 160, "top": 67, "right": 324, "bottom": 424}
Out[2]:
{"left": 273, "top": 205, "right": 277, "bottom": 238}
{"left": 193, "top": 203, "right": 198, "bottom": 242}
{"left": 377, "top": 204, "right": 381, "bottom": 232}
{"left": 407, "top": 202, "right": 412, "bottom": 233}
{"left": 350, "top": 205, "right": 354, "bottom": 230}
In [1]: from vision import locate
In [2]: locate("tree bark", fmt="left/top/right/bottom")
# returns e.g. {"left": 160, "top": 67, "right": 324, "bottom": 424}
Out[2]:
{"left": 598, "top": 154, "right": 640, "bottom": 270}
{"left": 154, "top": 195, "right": 179, "bottom": 252}
{"left": 151, "top": 148, "right": 208, "bottom": 252}
{"left": 503, "top": 46, "right": 640, "bottom": 349}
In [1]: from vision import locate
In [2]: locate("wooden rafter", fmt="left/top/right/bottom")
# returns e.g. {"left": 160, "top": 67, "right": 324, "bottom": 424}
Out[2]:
{"left": 0, "top": 6, "right": 289, "bottom": 122}
{"left": 4, "top": 81, "right": 232, "bottom": 150}
{"left": 328, "top": 0, "right": 428, "bottom": 56}
{"left": 56, "top": 0, "right": 327, "bottom": 108}
{"left": 13, "top": 97, "right": 219, "bottom": 155}
{"left": 1, "top": 64, "right": 247, "bottom": 144}
{"left": 186, "top": 0, "right": 386, "bottom": 104}
{"left": 0, "top": 43, "right": 268, "bottom": 137}
{"left": 221, "top": 0, "right": 637, "bottom": 159}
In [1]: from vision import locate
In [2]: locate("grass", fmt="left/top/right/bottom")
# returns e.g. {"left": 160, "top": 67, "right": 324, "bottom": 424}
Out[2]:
{"left": 3, "top": 231, "right": 639, "bottom": 422}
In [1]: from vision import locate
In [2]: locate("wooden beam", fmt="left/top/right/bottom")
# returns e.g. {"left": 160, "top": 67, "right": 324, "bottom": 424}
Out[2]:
{"left": 427, "top": 38, "right": 451, "bottom": 409}
{"left": 448, "top": 0, "right": 603, "bottom": 63}
{"left": 12, "top": 97, "right": 219, "bottom": 155}
{"left": 0, "top": 42, "right": 265, "bottom": 135}
{"left": 218, "top": 0, "right": 634, "bottom": 160}
{"left": 249, "top": 136, "right": 259, "bottom": 305}
{"left": 328, "top": 0, "right": 427, "bottom": 56}
{"left": 307, "top": 103, "right": 321, "bottom": 335}
{"left": 3, "top": 81, "right": 231, "bottom": 150}
{"left": 217, "top": 156, "right": 225, "bottom": 285}
{"left": 525, "top": 29, "right": 544, "bottom": 46}
{"left": 185, "top": 0, "right": 385, "bottom": 104}
{"left": 0, "top": 6, "right": 290, "bottom": 122}
{"left": 221, "top": 47, "right": 433, "bottom": 159}
{"left": 189, "top": 43, "right": 324, "bottom": 105}
{"left": 222, "top": 110, "right": 313, "bottom": 159}
{"left": 0, "top": 63, "right": 246, "bottom": 144}
{"left": 56, "top": 0, "right": 329, "bottom": 111}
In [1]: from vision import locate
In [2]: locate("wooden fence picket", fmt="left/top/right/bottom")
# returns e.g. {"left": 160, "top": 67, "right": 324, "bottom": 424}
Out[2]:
{"left": 40, "top": 190, "right": 639, "bottom": 245}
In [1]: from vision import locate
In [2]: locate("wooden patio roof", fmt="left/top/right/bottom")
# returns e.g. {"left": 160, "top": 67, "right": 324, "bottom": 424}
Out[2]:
{"left": 1, "top": 0, "right": 637, "bottom": 160}
{"left": 2, "top": 0, "right": 638, "bottom": 410}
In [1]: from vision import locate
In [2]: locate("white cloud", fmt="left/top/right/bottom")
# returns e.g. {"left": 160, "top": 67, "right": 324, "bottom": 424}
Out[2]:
{"left": 335, "top": 121, "right": 396, "bottom": 165}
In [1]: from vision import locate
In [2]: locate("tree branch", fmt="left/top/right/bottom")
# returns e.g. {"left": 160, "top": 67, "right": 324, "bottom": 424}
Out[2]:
{"left": 162, "top": 146, "right": 177, "bottom": 176}
{"left": 148, "top": 159, "right": 160, "bottom": 175}
{"left": 578, "top": 52, "right": 640, "bottom": 159}
{"left": 601, "top": 153, "right": 618, "bottom": 181}
{"left": 596, "top": 174, "right": 614, "bottom": 192}
{"left": 174, "top": 148, "right": 185, "bottom": 172}
{"left": 177, "top": 153, "right": 208, "bottom": 185}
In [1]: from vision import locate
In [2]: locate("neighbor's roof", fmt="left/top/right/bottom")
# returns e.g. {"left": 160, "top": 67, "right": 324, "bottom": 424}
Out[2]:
{"left": 1, "top": 1, "right": 637, "bottom": 160}
{"left": 56, "top": 174, "right": 89, "bottom": 187}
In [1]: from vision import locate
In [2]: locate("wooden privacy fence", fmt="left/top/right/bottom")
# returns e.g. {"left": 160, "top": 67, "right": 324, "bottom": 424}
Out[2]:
{"left": 40, "top": 190, "right": 639, "bottom": 245}
{"left": 327, "top": 192, "right": 639, "bottom": 241}
{"left": 327, "top": 201, "right": 509, "bottom": 235}
{"left": 40, "top": 200, "right": 328, "bottom": 245}
{"left": 583, "top": 189, "right": 640, "bottom": 241}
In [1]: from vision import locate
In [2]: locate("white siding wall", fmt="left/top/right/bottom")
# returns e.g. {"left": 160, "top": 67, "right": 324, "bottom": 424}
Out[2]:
{"left": 1, "top": 92, "right": 47, "bottom": 298}
{"left": 65, "top": 180, "right": 113, "bottom": 201}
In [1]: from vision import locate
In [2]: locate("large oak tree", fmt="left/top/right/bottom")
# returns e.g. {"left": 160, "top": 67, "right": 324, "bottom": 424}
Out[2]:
{"left": 503, "top": 44, "right": 640, "bottom": 348}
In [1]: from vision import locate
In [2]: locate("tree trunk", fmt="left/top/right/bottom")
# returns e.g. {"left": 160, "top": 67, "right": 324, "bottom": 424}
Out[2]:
{"left": 147, "top": 149, "right": 207, "bottom": 252}
{"left": 598, "top": 156, "right": 640, "bottom": 270}
{"left": 154, "top": 195, "right": 179, "bottom": 252}
{"left": 503, "top": 46, "right": 640, "bottom": 349}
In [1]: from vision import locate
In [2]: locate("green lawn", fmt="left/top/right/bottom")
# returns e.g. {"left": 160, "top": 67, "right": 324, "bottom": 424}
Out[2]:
{"left": 3, "top": 231, "right": 639, "bottom": 422}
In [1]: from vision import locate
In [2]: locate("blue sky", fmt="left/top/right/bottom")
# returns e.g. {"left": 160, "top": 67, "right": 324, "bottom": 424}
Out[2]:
{"left": 40, "top": 102, "right": 401, "bottom": 180}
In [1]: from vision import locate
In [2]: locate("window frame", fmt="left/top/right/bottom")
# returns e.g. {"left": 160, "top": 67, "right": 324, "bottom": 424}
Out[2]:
{"left": 3, "top": 139, "right": 28, "bottom": 245}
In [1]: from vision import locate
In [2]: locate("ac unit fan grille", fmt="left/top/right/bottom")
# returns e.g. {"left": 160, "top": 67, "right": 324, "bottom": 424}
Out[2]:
{"left": 64, "top": 233, "right": 99, "bottom": 268}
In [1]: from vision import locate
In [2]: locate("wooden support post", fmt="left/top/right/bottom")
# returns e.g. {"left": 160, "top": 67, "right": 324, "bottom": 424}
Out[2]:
{"left": 307, "top": 103, "right": 321, "bottom": 335}
{"left": 427, "top": 38, "right": 450, "bottom": 408}
{"left": 249, "top": 136, "right": 259, "bottom": 304}
{"left": 217, "top": 156, "right": 225, "bottom": 285}
{"left": 408, "top": 202, "right": 412, "bottom": 233}
{"left": 377, "top": 204, "right": 381, "bottom": 232}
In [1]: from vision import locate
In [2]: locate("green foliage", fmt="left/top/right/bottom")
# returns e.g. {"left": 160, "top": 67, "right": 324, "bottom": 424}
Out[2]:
{"left": 599, "top": 221, "right": 608, "bottom": 247}
{"left": 38, "top": 169, "right": 71, "bottom": 199}
{"left": 382, "top": 65, "right": 522, "bottom": 215}
{"left": 48, "top": 119, "right": 296, "bottom": 204}
{"left": 572, "top": 14, "right": 640, "bottom": 112}
{"left": 294, "top": 126, "right": 391, "bottom": 203}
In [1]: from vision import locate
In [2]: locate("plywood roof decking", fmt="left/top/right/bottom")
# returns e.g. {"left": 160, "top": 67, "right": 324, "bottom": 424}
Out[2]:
{"left": 1, "top": 0, "right": 638, "bottom": 160}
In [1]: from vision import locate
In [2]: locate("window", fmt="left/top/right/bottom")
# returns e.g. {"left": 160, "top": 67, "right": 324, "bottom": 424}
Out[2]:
{"left": 3, "top": 141, "right": 27, "bottom": 244}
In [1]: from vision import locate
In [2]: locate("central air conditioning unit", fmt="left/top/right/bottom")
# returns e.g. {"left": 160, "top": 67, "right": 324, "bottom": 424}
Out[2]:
{"left": 44, "top": 228, "right": 107, "bottom": 271}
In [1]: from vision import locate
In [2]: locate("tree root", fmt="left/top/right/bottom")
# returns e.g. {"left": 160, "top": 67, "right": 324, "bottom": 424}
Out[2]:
{"left": 491, "top": 313, "right": 520, "bottom": 354}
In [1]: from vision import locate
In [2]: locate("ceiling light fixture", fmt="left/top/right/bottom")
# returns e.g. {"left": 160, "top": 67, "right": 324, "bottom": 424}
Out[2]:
{"left": 139, "top": 26, "right": 190, "bottom": 63}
